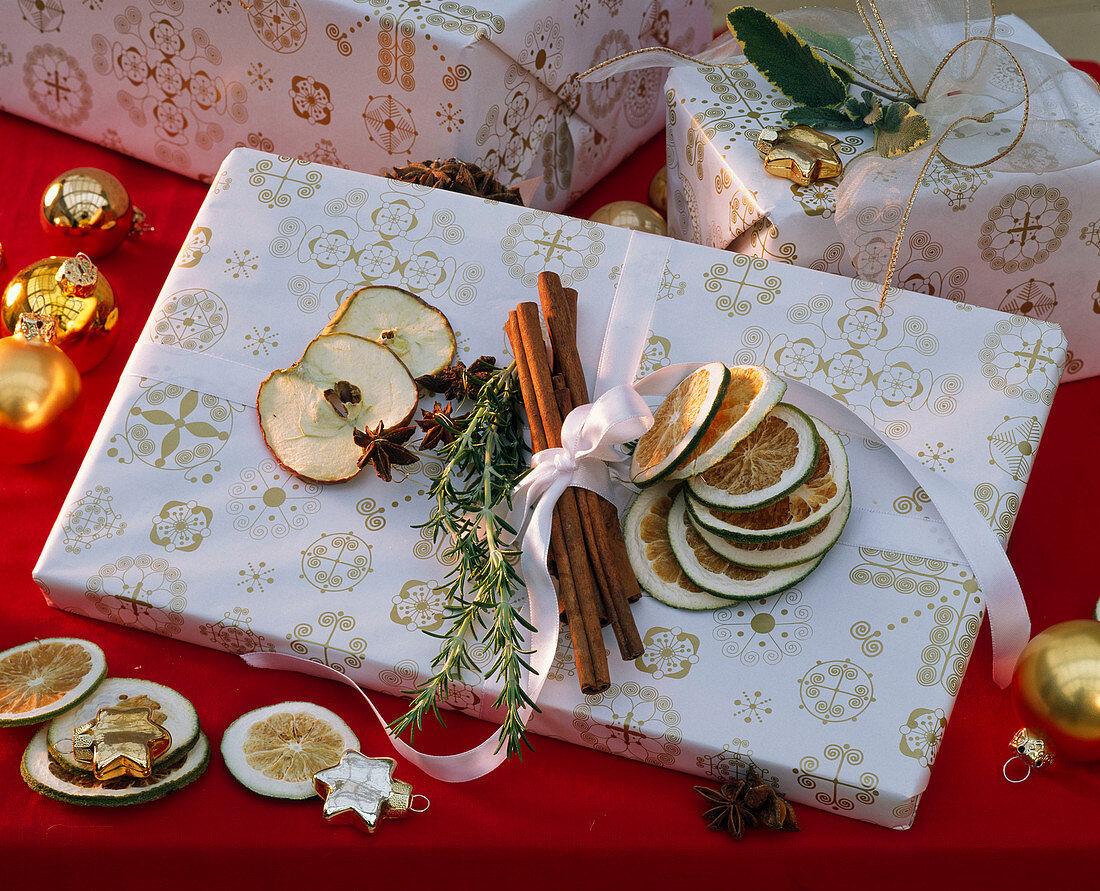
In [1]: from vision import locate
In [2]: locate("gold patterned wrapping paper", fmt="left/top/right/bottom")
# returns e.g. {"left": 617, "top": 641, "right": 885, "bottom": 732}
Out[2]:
{"left": 35, "top": 149, "right": 1068, "bottom": 828}
{"left": 664, "top": 14, "right": 1100, "bottom": 377}
{"left": 0, "top": 0, "right": 710, "bottom": 211}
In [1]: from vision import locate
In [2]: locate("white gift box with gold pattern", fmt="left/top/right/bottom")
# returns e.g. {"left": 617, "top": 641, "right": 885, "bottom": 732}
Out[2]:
{"left": 664, "top": 14, "right": 1100, "bottom": 377}
{"left": 0, "top": 0, "right": 710, "bottom": 210}
{"left": 35, "top": 149, "right": 1067, "bottom": 829}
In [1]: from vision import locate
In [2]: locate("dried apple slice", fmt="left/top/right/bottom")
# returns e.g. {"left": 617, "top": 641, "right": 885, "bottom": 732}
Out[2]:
{"left": 324, "top": 285, "right": 456, "bottom": 379}
{"left": 258, "top": 332, "right": 418, "bottom": 483}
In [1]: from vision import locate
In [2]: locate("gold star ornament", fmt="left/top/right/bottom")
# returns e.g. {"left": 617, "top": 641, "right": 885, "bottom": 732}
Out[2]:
{"left": 313, "top": 750, "right": 428, "bottom": 834}
{"left": 755, "top": 125, "right": 842, "bottom": 186}
{"left": 72, "top": 705, "right": 172, "bottom": 780}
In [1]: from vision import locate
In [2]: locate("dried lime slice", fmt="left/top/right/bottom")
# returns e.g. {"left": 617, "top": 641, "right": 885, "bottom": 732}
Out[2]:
{"left": 622, "top": 482, "right": 729, "bottom": 610}
{"left": 47, "top": 677, "right": 200, "bottom": 777}
{"left": 23, "top": 727, "right": 209, "bottom": 807}
{"left": 324, "top": 285, "right": 456, "bottom": 379}
{"left": 667, "top": 489, "right": 823, "bottom": 599}
{"left": 221, "top": 701, "right": 358, "bottom": 799}
{"left": 694, "top": 487, "right": 851, "bottom": 569}
{"left": 257, "top": 331, "right": 418, "bottom": 483}
{"left": 0, "top": 638, "right": 106, "bottom": 728}
{"left": 630, "top": 362, "right": 730, "bottom": 486}
{"left": 667, "top": 365, "right": 786, "bottom": 479}
{"left": 687, "top": 403, "right": 819, "bottom": 510}
{"left": 688, "top": 418, "right": 849, "bottom": 542}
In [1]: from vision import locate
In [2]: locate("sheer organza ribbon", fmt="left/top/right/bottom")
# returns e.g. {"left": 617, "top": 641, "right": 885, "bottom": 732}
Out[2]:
{"left": 581, "top": 0, "right": 1100, "bottom": 299}
{"left": 245, "top": 227, "right": 1030, "bottom": 781}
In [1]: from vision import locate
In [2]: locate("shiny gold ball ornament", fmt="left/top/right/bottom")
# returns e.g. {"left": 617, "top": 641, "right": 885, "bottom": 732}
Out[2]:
{"left": 589, "top": 201, "right": 668, "bottom": 237}
{"left": 2, "top": 254, "right": 119, "bottom": 372}
{"left": 1010, "top": 620, "right": 1100, "bottom": 763}
{"left": 0, "top": 313, "right": 83, "bottom": 464}
{"left": 40, "top": 167, "right": 149, "bottom": 259}
{"left": 648, "top": 166, "right": 668, "bottom": 216}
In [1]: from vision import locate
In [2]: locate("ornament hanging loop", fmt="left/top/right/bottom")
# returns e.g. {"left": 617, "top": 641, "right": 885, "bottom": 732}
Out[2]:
{"left": 1002, "top": 756, "right": 1032, "bottom": 784}
{"left": 410, "top": 794, "right": 431, "bottom": 813}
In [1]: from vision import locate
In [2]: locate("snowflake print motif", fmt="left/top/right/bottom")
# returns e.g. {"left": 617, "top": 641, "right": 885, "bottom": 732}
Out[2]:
{"left": 518, "top": 18, "right": 565, "bottom": 88}
{"left": 917, "top": 441, "right": 954, "bottom": 473}
{"left": 979, "top": 315, "right": 1065, "bottom": 405}
{"left": 389, "top": 579, "right": 446, "bottom": 633}
{"left": 920, "top": 153, "right": 992, "bottom": 211}
{"left": 798, "top": 660, "right": 875, "bottom": 724}
{"left": 152, "top": 288, "right": 227, "bottom": 350}
{"left": 791, "top": 179, "right": 838, "bottom": 218}
{"left": 500, "top": 212, "right": 605, "bottom": 288}
{"left": 0, "top": 44, "right": 13, "bottom": 69}
{"left": 247, "top": 60, "right": 273, "bottom": 92}
{"left": 209, "top": 0, "right": 233, "bottom": 13}
{"left": 585, "top": 30, "right": 632, "bottom": 118}
{"left": 177, "top": 227, "right": 213, "bottom": 269}
{"left": 362, "top": 95, "right": 418, "bottom": 155}
{"left": 289, "top": 75, "right": 333, "bottom": 125}
{"left": 638, "top": 334, "right": 671, "bottom": 375}
{"left": 437, "top": 102, "right": 463, "bottom": 134}
{"left": 979, "top": 184, "right": 1071, "bottom": 273}
{"left": 712, "top": 589, "right": 813, "bottom": 666}
{"left": 572, "top": 682, "right": 682, "bottom": 767}
{"left": 19, "top": 0, "right": 64, "bottom": 32}
{"left": 23, "top": 45, "right": 92, "bottom": 127}
{"left": 224, "top": 249, "right": 259, "bottom": 279}
{"left": 1080, "top": 218, "right": 1100, "bottom": 254}
{"left": 244, "top": 0, "right": 308, "bottom": 53}
{"left": 62, "top": 486, "right": 126, "bottom": 555}
{"left": 574, "top": 0, "right": 590, "bottom": 26}
{"left": 226, "top": 459, "right": 322, "bottom": 540}
{"left": 85, "top": 555, "right": 187, "bottom": 637}
{"left": 242, "top": 326, "right": 278, "bottom": 357}
{"left": 298, "top": 139, "right": 348, "bottom": 169}
{"left": 998, "top": 278, "right": 1057, "bottom": 321}
{"left": 300, "top": 533, "right": 372, "bottom": 594}
{"left": 987, "top": 415, "right": 1042, "bottom": 482}
{"left": 731, "top": 691, "right": 773, "bottom": 724}
{"left": 634, "top": 626, "right": 700, "bottom": 680}
{"left": 898, "top": 707, "right": 947, "bottom": 768}
{"left": 198, "top": 607, "right": 274, "bottom": 655}
{"left": 91, "top": 7, "right": 247, "bottom": 167}
{"left": 237, "top": 561, "right": 275, "bottom": 594}
{"left": 697, "top": 741, "right": 779, "bottom": 788}
{"left": 149, "top": 500, "right": 213, "bottom": 553}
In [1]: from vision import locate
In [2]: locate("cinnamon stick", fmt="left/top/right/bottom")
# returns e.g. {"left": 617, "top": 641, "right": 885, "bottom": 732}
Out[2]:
{"left": 507, "top": 311, "right": 609, "bottom": 694}
{"left": 538, "top": 272, "right": 645, "bottom": 654}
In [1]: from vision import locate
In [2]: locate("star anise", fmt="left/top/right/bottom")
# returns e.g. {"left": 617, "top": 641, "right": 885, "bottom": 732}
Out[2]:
{"left": 694, "top": 768, "right": 799, "bottom": 840}
{"left": 416, "top": 402, "right": 468, "bottom": 452}
{"left": 353, "top": 421, "right": 418, "bottom": 482}
{"left": 387, "top": 158, "right": 524, "bottom": 205}
{"left": 416, "top": 356, "right": 500, "bottom": 402}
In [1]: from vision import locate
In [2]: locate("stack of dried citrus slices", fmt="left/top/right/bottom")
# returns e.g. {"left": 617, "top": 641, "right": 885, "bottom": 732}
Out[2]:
{"left": 624, "top": 365, "right": 850, "bottom": 609}
{"left": 0, "top": 637, "right": 209, "bottom": 806}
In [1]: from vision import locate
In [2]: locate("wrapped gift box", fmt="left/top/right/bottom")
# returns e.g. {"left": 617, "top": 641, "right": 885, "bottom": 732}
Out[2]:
{"left": 0, "top": 0, "right": 710, "bottom": 211}
{"left": 35, "top": 149, "right": 1067, "bottom": 828}
{"left": 664, "top": 14, "right": 1100, "bottom": 377}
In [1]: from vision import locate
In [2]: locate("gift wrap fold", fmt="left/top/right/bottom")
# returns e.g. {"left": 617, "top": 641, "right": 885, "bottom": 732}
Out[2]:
{"left": 661, "top": 10, "right": 1100, "bottom": 376}
{"left": 35, "top": 149, "right": 1068, "bottom": 828}
{"left": 0, "top": 0, "right": 710, "bottom": 210}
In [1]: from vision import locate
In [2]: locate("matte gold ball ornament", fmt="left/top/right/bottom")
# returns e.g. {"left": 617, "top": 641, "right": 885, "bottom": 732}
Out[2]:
{"left": 648, "top": 166, "right": 668, "bottom": 216}
{"left": 0, "top": 313, "right": 84, "bottom": 464}
{"left": 1004, "top": 620, "right": 1100, "bottom": 780}
{"left": 40, "top": 167, "right": 150, "bottom": 259}
{"left": 2, "top": 253, "right": 119, "bottom": 372}
{"left": 589, "top": 201, "right": 668, "bottom": 236}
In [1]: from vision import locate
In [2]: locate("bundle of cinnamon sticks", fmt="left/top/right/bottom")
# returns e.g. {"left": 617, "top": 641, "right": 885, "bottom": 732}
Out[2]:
{"left": 505, "top": 271, "right": 643, "bottom": 694}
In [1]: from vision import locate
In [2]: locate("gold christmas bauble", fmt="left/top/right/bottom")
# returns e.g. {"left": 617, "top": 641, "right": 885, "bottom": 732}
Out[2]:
{"left": 589, "top": 201, "right": 668, "bottom": 237}
{"left": 1010, "top": 620, "right": 1100, "bottom": 762}
{"left": 0, "top": 315, "right": 83, "bottom": 464}
{"left": 648, "top": 166, "right": 668, "bottom": 216}
{"left": 2, "top": 255, "right": 119, "bottom": 373}
{"left": 40, "top": 167, "right": 146, "bottom": 259}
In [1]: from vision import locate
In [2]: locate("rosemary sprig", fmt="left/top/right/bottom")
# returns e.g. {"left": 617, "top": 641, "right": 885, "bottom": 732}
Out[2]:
{"left": 389, "top": 361, "right": 536, "bottom": 757}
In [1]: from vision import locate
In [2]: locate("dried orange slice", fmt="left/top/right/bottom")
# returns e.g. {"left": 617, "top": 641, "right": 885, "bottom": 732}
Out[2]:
{"left": 324, "top": 285, "right": 456, "bottom": 379}
{"left": 667, "top": 490, "right": 823, "bottom": 599}
{"left": 0, "top": 638, "right": 106, "bottom": 728}
{"left": 687, "top": 403, "right": 819, "bottom": 510}
{"left": 630, "top": 362, "right": 730, "bottom": 486}
{"left": 695, "top": 487, "right": 851, "bottom": 569}
{"left": 688, "top": 418, "right": 849, "bottom": 542}
{"left": 623, "top": 482, "right": 728, "bottom": 610}
{"left": 221, "top": 701, "right": 358, "bottom": 799}
{"left": 667, "top": 365, "right": 786, "bottom": 479}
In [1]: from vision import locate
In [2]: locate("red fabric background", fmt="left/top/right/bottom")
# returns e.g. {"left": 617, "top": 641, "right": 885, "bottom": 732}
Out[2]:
{"left": 2, "top": 64, "right": 1100, "bottom": 887}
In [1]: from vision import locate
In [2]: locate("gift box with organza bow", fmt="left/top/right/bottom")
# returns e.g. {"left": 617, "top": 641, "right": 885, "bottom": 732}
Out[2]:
{"left": 35, "top": 148, "right": 1067, "bottom": 828}
{"left": 0, "top": 0, "right": 709, "bottom": 210}
{"left": 655, "top": 5, "right": 1100, "bottom": 377}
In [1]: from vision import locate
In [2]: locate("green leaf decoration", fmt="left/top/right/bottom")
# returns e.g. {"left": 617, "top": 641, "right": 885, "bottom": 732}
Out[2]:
{"left": 873, "top": 102, "right": 932, "bottom": 158}
{"left": 727, "top": 6, "right": 849, "bottom": 107}
{"left": 783, "top": 106, "right": 866, "bottom": 130}
{"left": 842, "top": 91, "right": 883, "bottom": 126}
{"left": 792, "top": 26, "right": 856, "bottom": 66}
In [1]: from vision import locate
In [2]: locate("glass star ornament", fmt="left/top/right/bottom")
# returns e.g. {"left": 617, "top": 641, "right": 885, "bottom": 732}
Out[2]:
{"left": 313, "top": 750, "right": 424, "bottom": 833}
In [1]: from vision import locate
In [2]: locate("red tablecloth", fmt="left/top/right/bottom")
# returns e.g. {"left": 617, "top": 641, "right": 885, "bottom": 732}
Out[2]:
{"left": 3, "top": 65, "right": 1100, "bottom": 887}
